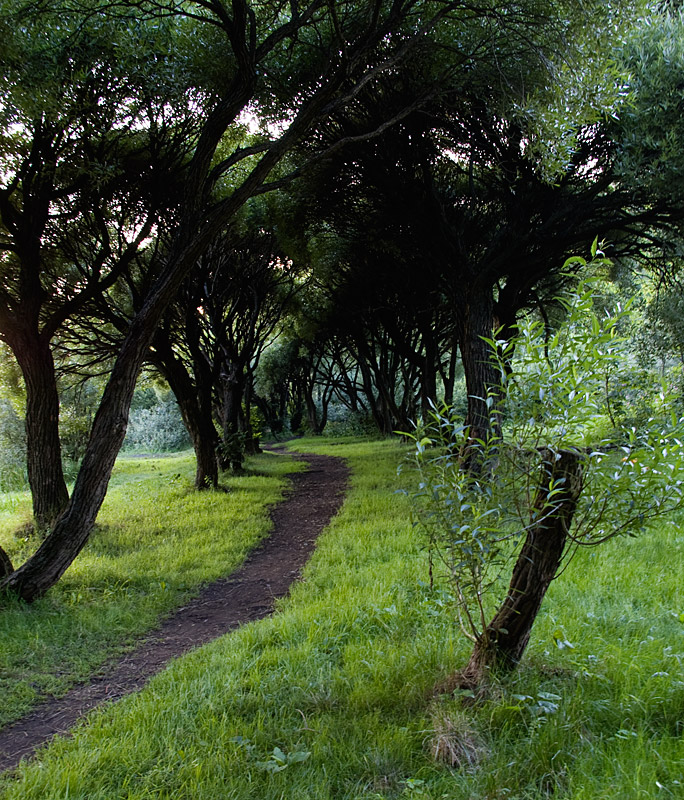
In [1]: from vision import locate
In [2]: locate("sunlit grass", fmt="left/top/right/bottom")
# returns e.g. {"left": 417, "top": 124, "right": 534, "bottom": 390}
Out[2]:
{"left": 0, "top": 449, "right": 301, "bottom": 729}
{"left": 1, "top": 438, "right": 684, "bottom": 798}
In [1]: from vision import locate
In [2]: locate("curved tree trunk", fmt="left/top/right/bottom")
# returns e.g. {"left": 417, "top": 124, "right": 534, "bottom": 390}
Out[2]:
{"left": 9, "top": 329, "right": 69, "bottom": 532}
{"left": 461, "top": 449, "right": 584, "bottom": 687}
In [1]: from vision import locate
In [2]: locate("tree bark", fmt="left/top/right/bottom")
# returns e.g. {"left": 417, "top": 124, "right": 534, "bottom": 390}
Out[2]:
{"left": 0, "top": 0, "right": 446, "bottom": 603}
{"left": 458, "top": 289, "right": 499, "bottom": 445}
{"left": 8, "top": 328, "right": 69, "bottom": 532}
{"left": 461, "top": 449, "right": 584, "bottom": 687}
{"left": 150, "top": 329, "right": 219, "bottom": 490}
{"left": 220, "top": 368, "right": 246, "bottom": 473}
{"left": 0, "top": 546, "right": 13, "bottom": 579}
{"left": 441, "top": 340, "right": 458, "bottom": 406}
{"left": 242, "top": 375, "right": 261, "bottom": 456}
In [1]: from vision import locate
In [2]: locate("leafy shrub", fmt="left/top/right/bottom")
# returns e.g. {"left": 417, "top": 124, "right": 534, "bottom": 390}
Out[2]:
{"left": 123, "top": 396, "right": 190, "bottom": 453}
{"left": 405, "top": 279, "right": 684, "bottom": 663}
{"left": 0, "top": 399, "right": 27, "bottom": 491}
{"left": 324, "top": 405, "right": 378, "bottom": 437}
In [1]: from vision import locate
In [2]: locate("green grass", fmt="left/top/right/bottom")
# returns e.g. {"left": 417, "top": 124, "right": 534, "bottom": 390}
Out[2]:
{"left": 2, "top": 437, "right": 684, "bottom": 798}
{"left": 0, "top": 449, "right": 302, "bottom": 729}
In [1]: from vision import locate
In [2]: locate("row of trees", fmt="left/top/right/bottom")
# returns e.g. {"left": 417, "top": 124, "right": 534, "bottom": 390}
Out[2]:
{"left": 1, "top": 0, "right": 684, "bottom": 619}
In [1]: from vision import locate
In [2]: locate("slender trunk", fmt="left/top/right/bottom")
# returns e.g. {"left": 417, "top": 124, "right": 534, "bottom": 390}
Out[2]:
{"left": 151, "top": 332, "right": 219, "bottom": 490}
{"left": 304, "top": 383, "right": 320, "bottom": 434}
{"left": 357, "top": 357, "right": 383, "bottom": 432}
{"left": 0, "top": 546, "right": 13, "bottom": 579}
{"left": 341, "top": 370, "right": 361, "bottom": 413}
{"left": 221, "top": 368, "right": 246, "bottom": 472}
{"left": 242, "top": 377, "right": 260, "bottom": 455}
{"left": 421, "top": 335, "right": 438, "bottom": 420}
{"left": 9, "top": 329, "right": 69, "bottom": 532}
{"left": 319, "top": 385, "right": 332, "bottom": 433}
{"left": 376, "top": 376, "right": 402, "bottom": 435}
{"left": 461, "top": 449, "right": 584, "bottom": 686}
{"left": 458, "top": 290, "right": 499, "bottom": 444}
{"left": 443, "top": 340, "right": 458, "bottom": 406}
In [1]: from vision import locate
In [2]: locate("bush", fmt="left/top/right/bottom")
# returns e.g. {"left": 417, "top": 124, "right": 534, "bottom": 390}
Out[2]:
{"left": 323, "top": 405, "right": 378, "bottom": 437}
{"left": 405, "top": 279, "right": 684, "bottom": 676}
{"left": 0, "top": 399, "right": 27, "bottom": 491}
{"left": 123, "top": 396, "right": 190, "bottom": 453}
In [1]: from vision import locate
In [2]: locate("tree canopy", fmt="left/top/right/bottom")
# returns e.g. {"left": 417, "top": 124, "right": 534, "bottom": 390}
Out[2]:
{"left": 1, "top": 0, "right": 684, "bottom": 604}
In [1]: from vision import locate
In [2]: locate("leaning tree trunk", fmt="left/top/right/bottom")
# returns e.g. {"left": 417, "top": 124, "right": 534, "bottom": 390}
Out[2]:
{"left": 9, "top": 329, "right": 70, "bottom": 532}
{"left": 461, "top": 449, "right": 584, "bottom": 687}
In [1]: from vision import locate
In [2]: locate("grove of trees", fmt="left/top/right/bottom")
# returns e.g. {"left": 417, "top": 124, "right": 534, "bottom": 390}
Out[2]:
{"left": 2, "top": 0, "right": 684, "bottom": 681}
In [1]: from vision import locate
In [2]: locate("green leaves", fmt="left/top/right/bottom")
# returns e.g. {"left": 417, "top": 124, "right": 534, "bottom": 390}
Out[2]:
{"left": 612, "top": 10, "right": 684, "bottom": 197}
{"left": 406, "top": 274, "right": 684, "bottom": 645}
{"left": 256, "top": 746, "right": 311, "bottom": 773}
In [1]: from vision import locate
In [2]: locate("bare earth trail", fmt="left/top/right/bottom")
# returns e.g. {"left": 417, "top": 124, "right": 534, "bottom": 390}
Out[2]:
{"left": 0, "top": 449, "right": 349, "bottom": 774}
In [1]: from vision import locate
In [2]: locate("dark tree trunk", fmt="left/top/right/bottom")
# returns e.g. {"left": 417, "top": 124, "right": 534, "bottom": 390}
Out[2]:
{"left": 319, "top": 385, "right": 332, "bottom": 433}
{"left": 458, "top": 289, "right": 500, "bottom": 445}
{"left": 356, "top": 356, "right": 383, "bottom": 432}
{"left": 150, "top": 331, "right": 219, "bottom": 489}
{"left": 420, "top": 334, "right": 438, "bottom": 420}
{"left": 171, "top": 374, "right": 219, "bottom": 490}
{"left": 0, "top": 546, "right": 13, "bottom": 579}
{"left": 442, "top": 340, "right": 458, "bottom": 406}
{"left": 340, "top": 367, "right": 361, "bottom": 413}
{"left": 0, "top": 332, "right": 145, "bottom": 602}
{"left": 9, "top": 329, "right": 69, "bottom": 532}
{"left": 461, "top": 449, "right": 584, "bottom": 687}
{"left": 253, "top": 392, "right": 285, "bottom": 438}
{"left": 304, "top": 391, "right": 319, "bottom": 433}
{"left": 242, "top": 376, "right": 261, "bottom": 455}
{"left": 220, "top": 368, "right": 246, "bottom": 472}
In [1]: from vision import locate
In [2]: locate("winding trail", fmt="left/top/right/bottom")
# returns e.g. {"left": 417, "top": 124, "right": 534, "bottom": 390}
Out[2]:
{"left": 0, "top": 449, "right": 349, "bottom": 774}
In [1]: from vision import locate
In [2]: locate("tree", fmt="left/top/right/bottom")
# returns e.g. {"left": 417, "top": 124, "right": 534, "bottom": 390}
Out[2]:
{"left": 4, "top": 0, "right": 562, "bottom": 601}
{"left": 408, "top": 281, "right": 684, "bottom": 687}
{"left": 281, "top": 4, "right": 684, "bottom": 452}
{"left": 0, "top": 9, "right": 198, "bottom": 530}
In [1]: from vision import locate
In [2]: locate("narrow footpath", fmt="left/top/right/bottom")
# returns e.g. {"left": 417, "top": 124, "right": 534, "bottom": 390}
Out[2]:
{"left": 0, "top": 449, "right": 349, "bottom": 773}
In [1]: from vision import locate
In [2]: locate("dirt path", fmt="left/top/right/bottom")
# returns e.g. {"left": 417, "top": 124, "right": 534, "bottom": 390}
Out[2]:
{"left": 0, "top": 450, "right": 349, "bottom": 774}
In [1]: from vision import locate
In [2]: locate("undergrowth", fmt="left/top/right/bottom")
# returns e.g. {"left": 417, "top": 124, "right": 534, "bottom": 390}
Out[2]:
{"left": 1, "top": 438, "right": 683, "bottom": 798}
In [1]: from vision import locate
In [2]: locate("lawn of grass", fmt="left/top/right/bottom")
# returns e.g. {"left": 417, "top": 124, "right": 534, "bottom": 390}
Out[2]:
{"left": 1, "top": 437, "right": 684, "bottom": 798}
{"left": 0, "top": 449, "right": 301, "bottom": 729}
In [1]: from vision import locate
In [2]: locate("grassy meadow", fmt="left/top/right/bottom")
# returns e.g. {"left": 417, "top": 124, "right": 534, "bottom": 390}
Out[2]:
{"left": 1, "top": 437, "right": 684, "bottom": 798}
{"left": 0, "top": 449, "right": 302, "bottom": 729}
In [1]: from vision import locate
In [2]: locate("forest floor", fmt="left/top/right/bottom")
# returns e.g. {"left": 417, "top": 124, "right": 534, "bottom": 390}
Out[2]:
{"left": 0, "top": 448, "right": 349, "bottom": 773}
